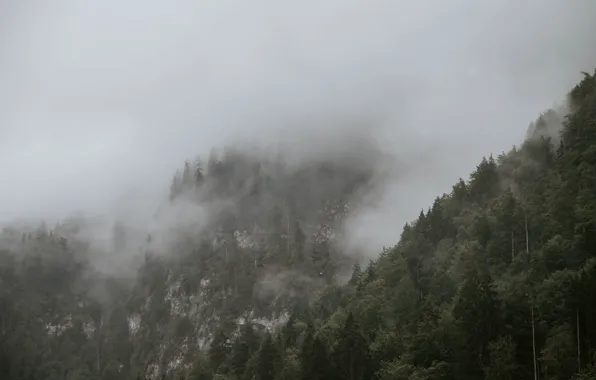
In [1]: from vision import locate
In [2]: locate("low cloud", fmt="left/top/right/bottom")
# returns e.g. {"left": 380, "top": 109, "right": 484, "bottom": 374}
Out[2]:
{"left": 1, "top": 0, "right": 595, "bottom": 256}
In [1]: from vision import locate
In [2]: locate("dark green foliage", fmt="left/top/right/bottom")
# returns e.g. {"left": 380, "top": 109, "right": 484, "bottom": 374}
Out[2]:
{"left": 299, "top": 327, "right": 331, "bottom": 380}
{"left": 331, "top": 313, "right": 370, "bottom": 380}
{"left": 1, "top": 71, "right": 596, "bottom": 380}
{"left": 229, "top": 323, "right": 260, "bottom": 378}
{"left": 254, "top": 333, "right": 279, "bottom": 380}
{"left": 453, "top": 247, "right": 501, "bottom": 378}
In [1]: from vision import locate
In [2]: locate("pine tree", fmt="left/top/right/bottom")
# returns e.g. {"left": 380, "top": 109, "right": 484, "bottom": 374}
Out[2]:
{"left": 349, "top": 263, "right": 362, "bottom": 288}
{"left": 255, "top": 333, "right": 279, "bottom": 380}
{"left": 230, "top": 323, "right": 259, "bottom": 379}
{"left": 299, "top": 327, "right": 330, "bottom": 380}
{"left": 332, "top": 313, "right": 370, "bottom": 380}
{"left": 453, "top": 247, "right": 500, "bottom": 378}
{"left": 208, "top": 330, "right": 231, "bottom": 374}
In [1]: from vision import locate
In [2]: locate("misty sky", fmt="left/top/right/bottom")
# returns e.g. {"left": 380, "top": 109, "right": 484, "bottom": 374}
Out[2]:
{"left": 1, "top": 1, "right": 596, "bottom": 247}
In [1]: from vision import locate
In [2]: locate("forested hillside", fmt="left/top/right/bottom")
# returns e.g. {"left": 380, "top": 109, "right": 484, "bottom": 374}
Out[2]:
{"left": 1, "top": 71, "right": 596, "bottom": 380}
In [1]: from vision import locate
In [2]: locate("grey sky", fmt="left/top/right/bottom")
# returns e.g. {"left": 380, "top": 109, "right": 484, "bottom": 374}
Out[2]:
{"left": 1, "top": 0, "right": 595, "bottom": 249}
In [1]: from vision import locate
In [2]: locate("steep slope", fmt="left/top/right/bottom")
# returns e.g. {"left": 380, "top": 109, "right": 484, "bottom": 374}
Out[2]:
{"left": 185, "top": 71, "right": 596, "bottom": 380}
{"left": 1, "top": 70, "right": 596, "bottom": 380}
{"left": 0, "top": 139, "right": 389, "bottom": 379}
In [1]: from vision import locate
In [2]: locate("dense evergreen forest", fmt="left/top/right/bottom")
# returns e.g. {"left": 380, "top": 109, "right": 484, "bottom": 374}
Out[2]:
{"left": 1, "top": 71, "right": 596, "bottom": 380}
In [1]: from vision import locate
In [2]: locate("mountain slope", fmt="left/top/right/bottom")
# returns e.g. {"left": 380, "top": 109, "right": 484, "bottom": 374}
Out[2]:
{"left": 0, "top": 139, "right": 389, "bottom": 379}
{"left": 1, "top": 71, "right": 596, "bottom": 380}
{"left": 189, "top": 71, "right": 596, "bottom": 380}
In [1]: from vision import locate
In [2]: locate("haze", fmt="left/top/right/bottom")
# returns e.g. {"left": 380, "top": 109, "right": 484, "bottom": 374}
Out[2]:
{"left": 1, "top": 0, "right": 595, "bottom": 250}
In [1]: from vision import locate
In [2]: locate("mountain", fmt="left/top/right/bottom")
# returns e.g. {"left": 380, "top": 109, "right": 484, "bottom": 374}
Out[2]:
{"left": 0, "top": 135, "right": 389, "bottom": 379}
{"left": 1, "top": 70, "right": 596, "bottom": 380}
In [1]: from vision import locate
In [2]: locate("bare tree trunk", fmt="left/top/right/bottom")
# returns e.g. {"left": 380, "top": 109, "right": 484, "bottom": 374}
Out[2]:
{"left": 511, "top": 229, "right": 515, "bottom": 262}
{"left": 524, "top": 211, "right": 529, "bottom": 254}
{"left": 96, "top": 330, "right": 101, "bottom": 374}
{"left": 519, "top": 203, "right": 537, "bottom": 380}
{"left": 252, "top": 225, "right": 258, "bottom": 269}
{"left": 532, "top": 300, "right": 538, "bottom": 380}
{"left": 234, "top": 266, "right": 238, "bottom": 296}
{"left": 96, "top": 344, "right": 100, "bottom": 374}
{"left": 526, "top": 208, "right": 536, "bottom": 380}
{"left": 577, "top": 306, "right": 582, "bottom": 371}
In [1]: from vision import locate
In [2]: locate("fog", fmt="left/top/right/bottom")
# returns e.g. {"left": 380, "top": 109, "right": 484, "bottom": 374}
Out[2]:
{"left": 1, "top": 0, "right": 595, "bottom": 251}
